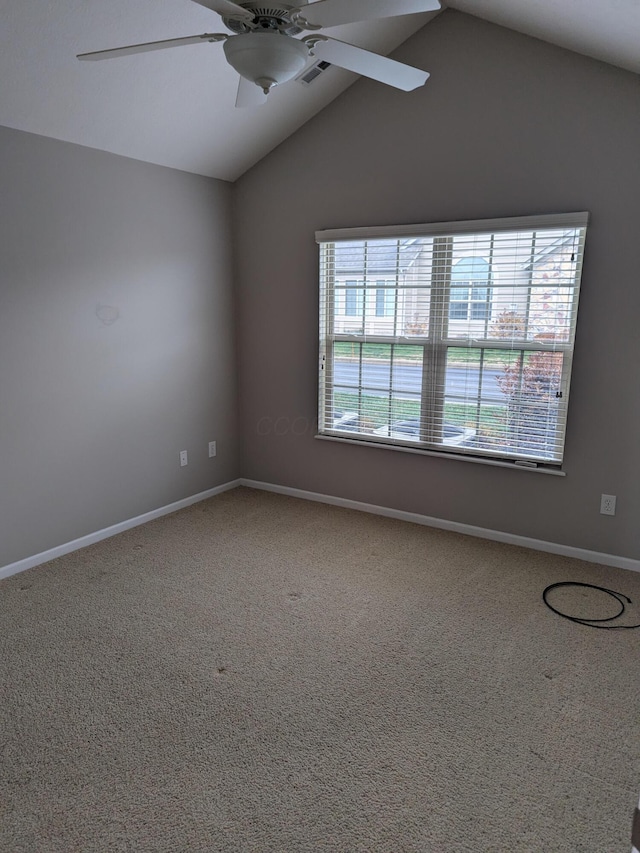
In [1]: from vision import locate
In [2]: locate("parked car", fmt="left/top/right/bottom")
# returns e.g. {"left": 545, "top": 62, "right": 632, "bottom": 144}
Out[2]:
{"left": 373, "top": 419, "right": 476, "bottom": 446}
{"left": 332, "top": 410, "right": 361, "bottom": 431}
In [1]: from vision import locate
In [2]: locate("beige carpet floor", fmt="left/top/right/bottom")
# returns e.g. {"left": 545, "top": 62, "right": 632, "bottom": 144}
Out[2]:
{"left": 1, "top": 486, "right": 639, "bottom": 852}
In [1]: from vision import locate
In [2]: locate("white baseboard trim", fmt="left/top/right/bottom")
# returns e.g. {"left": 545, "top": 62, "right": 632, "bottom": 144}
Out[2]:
{"left": 3, "top": 476, "right": 637, "bottom": 582}
{"left": 0, "top": 479, "right": 242, "bottom": 582}
{"left": 240, "top": 479, "right": 640, "bottom": 574}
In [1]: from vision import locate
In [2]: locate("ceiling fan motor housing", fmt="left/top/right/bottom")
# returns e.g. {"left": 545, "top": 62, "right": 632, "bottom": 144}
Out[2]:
{"left": 223, "top": 31, "right": 309, "bottom": 90}
{"left": 223, "top": 3, "right": 306, "bottom": 36}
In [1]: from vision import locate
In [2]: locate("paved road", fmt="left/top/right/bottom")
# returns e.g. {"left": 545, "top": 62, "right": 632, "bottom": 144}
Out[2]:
{"left": 333, "top": 360, "right": 506, "bottom": 402}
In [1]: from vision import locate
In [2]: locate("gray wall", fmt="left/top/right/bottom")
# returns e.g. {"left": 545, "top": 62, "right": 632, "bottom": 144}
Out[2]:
{"left": 0, "top": 127, "right": 238, "bottom": 567}
{"left": 234, "top": 10, "right": 640, "bottom": 560}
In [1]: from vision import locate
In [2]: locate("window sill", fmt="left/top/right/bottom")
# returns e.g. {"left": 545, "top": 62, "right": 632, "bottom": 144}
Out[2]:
{"left": 315, "top": 433, "right": 566, "bottom": 476}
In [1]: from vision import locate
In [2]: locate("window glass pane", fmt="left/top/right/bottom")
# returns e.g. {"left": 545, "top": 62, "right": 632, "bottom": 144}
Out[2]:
{"left": 444, "top": 348, "right": 511, "bottom": 454}
{"left": 332, "top": 344, "right": 360, "bottom": 389}
{"left": 450, "top": 286, "right": 470, "bottom": 301}
{"left": 385, "top": 289, "right": 395, "bottom": 315}
{"left": 372, "top": 394, "right": 422, "bottom": 438}
{"left": 448, "top": 255, "right": 491, "bottom": 336}
{"left": 391, "top": 346, "right": 423, "bottom": 394}
{"left": 451, "top": 257, "right": 490, "bottom": 281}
{"left": 331, "top": 385, "right": 362, "bottom": 434}
{"left": 398, "top": 241, "right": 433, "bottom": 337}
{"left": 470, "top": 301, "right": 490, "bottom": 321}
{"left": 329, "top": 344, "right": 423, "bottom": 436}
{"left": 360, "top": 343, "right": 392, "bottom": 390}
{"left": 471, "top": 286, "right": 489, "bottom": 302}
{"left": 529, "top": 286, "right": 575, "bottom": 343}
{"left": 332, "top": 392, "right": 423, "bottom": 436}
{"left": 449, "top": 302, "right": 468, "bottom": 320}
{"left": 345, "top": 288, "right": 356, "bottom": 316}
{"left": 332, "top": 341, "right": 360, "bottom": 363}
{"left": 344, "top": 280, "right": 363, "bottom": 317}
{"left": 499, "top": 351, "right": 564, "bottom": 458}
{"left": 401, "top": 293, "right": 431, "bottom": 335}
{"left": 445, "top": 348, "right": 482, "bottom": 398}
{"left": 487, "top": 308, "right": 527, "bottom": 341}
{"left": 443, "top": 348, "right": 564, "bottom": 460}
{"left": 374, "top": 282, "right": 396, "bottom": 318}
{"left": 331, "top": 240, "right": 433, "bottom": 337}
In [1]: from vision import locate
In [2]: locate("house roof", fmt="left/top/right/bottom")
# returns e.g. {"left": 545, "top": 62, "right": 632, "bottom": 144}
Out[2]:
{"left": 334, "top": 240, "right": 423, "bottom": 275}
{"left": 333, "top": 231, "right": 582, "bottom": 277}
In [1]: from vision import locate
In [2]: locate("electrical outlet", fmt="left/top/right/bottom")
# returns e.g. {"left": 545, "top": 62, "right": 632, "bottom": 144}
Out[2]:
{"left": 180, "top": 450, "right": 188, "bottom": 467}
{"left": 208, "top": 441, "right": 217, "bottom": 458}
{"left": 600, "top": 494, "right": 616, "bottom": 516}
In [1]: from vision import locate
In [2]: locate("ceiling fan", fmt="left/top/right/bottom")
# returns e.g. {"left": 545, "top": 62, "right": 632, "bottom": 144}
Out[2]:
{"left": 77, "top": 0, "right": 440, "bottom": 107}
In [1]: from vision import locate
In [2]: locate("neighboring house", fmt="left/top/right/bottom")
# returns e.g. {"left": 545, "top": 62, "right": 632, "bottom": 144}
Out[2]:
{"left": 332, "top": 230, "right": 580, "bottom": 342}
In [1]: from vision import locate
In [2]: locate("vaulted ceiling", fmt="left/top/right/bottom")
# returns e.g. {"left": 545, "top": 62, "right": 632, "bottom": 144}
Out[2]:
{"left": 1, "top": 0, "right": 638, "bottom": 181}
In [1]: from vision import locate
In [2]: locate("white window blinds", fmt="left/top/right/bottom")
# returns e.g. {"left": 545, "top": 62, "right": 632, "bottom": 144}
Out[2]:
{"left": 317, "top": 213, "right": 589, "bottom": 468}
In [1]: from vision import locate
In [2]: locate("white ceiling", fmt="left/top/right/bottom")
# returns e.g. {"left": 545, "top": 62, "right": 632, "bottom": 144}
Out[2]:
{"left": 1, "top": 0, "right": 638, "bottom": 181}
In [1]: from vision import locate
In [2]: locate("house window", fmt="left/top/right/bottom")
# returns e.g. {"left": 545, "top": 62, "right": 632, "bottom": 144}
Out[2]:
{"left": 337, "top": 279, "right": 396, "bottom": 318}
{"left": 344, "top": 280, "right": 363, "bottom": 316}
{"left": 317, "top": 213, "right": 589, "bottom": 469}
{"left": 449, "top": 258, "right": 491, "bottom": 321}
{"left": 375, "top": 281, "right": 395, "bottom": 316}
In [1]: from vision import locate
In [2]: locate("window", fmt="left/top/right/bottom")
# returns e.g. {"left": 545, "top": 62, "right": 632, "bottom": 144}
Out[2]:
{"left": 344, "top": 280, "right": 363, "bottom": 316}
{"left": 449, "top": 258, "right": 491, "bottom": 321}
{"left": 336, "top": 279, "right": 396, "bottom": 319}
{"left": 376, "top": 281, "right": 395, "bottom": 317}
{"left": 317, "top": 213, "right": 588, "bottom": 470}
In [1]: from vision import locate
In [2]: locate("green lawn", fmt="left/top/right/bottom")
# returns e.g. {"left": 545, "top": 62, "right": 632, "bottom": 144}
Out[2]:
{"left": 333, "top": 392, "right": 507, "bottom": 437}
{"left": 334, "top": 342, "right": 520, "bottom": 368}
{"left": 447, "top": 348, "right": 520, "bottom": 368}
{"left": 333, "top": 392, "right": 419, "bottom": 425}
{"left": 334, "top": 342, "right": 422, "bottom": 361}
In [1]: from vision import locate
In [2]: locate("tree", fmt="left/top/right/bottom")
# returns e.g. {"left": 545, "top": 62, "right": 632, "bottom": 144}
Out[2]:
{"left": 489, "top": 309, "right": 527, "bottom": 340}
{"left": 405, "top": 314, "right": 429, "bottom": 335}
{"left": 497, "top": 351, "right": 563, "bottom": 456}
{"left": 491, "top": 312, "right": 563, "bottom": 456}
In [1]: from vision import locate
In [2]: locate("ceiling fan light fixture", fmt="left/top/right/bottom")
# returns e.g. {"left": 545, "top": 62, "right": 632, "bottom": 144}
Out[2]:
{"left": 223, "top": 31, "right": 309, "bottom": 90}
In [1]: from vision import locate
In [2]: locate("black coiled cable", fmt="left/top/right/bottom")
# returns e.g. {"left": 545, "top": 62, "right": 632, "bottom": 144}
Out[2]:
{"left": 542, "top": 581, "right": 640, "bottom": 629}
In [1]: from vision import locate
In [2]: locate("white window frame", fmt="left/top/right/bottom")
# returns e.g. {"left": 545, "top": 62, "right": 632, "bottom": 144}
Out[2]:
{"left": 316, "top": 213, "right": 589, "bottom": 473}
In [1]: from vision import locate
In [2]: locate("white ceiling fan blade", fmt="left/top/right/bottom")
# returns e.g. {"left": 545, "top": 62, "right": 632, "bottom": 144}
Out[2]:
{"left": 77, "top": 34, "right": 227, "bottom": 61}
{"left": 190, "top": 0, "right": 255, "bottom": 22}
{"left": 295, "top": 0, "right": 440, "bottom": 30}
{"left": 235, "top": 75, "right": 268, "bottom": 108}
{"left": 311, "top": 38, "right": 429, "bottom": 91}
